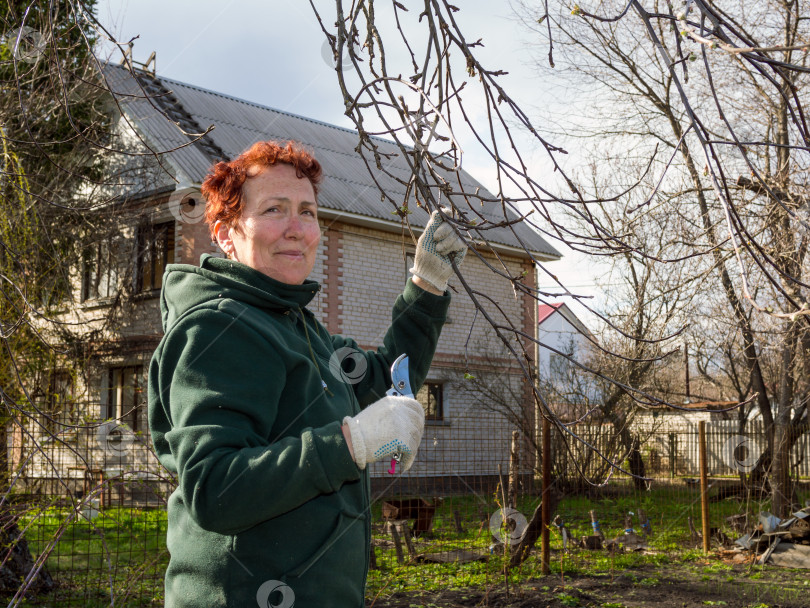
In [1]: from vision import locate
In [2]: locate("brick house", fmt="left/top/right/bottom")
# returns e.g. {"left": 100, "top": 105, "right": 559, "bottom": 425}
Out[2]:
{"left": 15, "top": 63, "right": 560, "bottom": 498}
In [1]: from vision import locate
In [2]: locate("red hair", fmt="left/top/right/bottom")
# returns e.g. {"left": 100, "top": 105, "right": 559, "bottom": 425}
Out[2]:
{"left": 202, "top": 140, "right": 323, "bottom": 238}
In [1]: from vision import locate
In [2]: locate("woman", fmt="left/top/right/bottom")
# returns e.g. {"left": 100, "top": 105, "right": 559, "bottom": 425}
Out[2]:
{"left": 148, "top": 140, "right": 466, "bottom": 607}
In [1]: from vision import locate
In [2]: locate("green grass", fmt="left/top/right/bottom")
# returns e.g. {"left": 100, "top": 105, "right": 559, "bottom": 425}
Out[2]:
{"left": 6, "top": 483, "right": 808, "bottom": 606}
{"left": 15, "top": 503, "right": 168, "bottom": 606}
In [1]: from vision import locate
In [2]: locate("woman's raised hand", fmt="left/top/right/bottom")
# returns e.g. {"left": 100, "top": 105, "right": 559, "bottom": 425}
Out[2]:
{"left": 410, "top": 208, "right": 467, "bottom": 293}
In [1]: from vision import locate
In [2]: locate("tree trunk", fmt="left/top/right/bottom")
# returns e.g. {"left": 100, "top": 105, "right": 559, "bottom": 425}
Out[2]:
{"left": 626, "top": 434, "right": 648, "bottom": 491}
{"left": 509, "top": 487, "right": 560, "bottom": 568}
{"left": 771, "top": 417, "right": 794, "bottom": 517}
{"left": 603, "top": 410, "right": 648, "bottom": 490}
{"left": 0, "top": 518, "right": 55, "bottom": 599}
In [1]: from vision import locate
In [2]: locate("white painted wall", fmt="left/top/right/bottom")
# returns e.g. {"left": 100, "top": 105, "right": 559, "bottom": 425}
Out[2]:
{"left": 537, "top": 307, "right": 589, "bottom": 386}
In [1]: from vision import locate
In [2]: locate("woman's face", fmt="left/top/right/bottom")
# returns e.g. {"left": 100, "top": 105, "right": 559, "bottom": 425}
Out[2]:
{"left": 217, "top": 163, "right": 321, "bottom": 284}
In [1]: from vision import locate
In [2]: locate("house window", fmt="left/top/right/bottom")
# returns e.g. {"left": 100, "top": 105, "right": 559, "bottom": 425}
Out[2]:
{"left": 406, "top": 253, "right": 415, "bottom": 276}
{"left": 82, "top": 238, "right": 120, "bottom": 301}
{"left": 417, "top": 381, "right": 444, "bottom": 421}
{"left": 101, "top": 366, "right": 143, "bottom": 431}
{"left": 136, "top": 221, "right": 175, "bottom": 293}
{"left": 44, "top": 371, "right": 74, "bottom": 431}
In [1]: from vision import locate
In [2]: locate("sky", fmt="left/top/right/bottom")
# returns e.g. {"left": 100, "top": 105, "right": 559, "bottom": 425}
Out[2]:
{"left": 94, "top": 0, "right": 605, "bottom": 321}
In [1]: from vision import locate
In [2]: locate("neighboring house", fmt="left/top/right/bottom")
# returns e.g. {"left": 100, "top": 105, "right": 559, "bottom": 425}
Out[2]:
{"left": 536, "top": 302, "right": 595, "bottom": 422}
{"left": 537, "top": 303, "right": 590, "bottom": 374}
{"left": 534, "top": 304, "right": 772, "bottom": 479}
{"left": 13, "top": 61, "right": 561, "bottom": 499}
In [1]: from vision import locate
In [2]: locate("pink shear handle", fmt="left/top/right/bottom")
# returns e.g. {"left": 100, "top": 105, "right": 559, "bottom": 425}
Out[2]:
{"left": 388, "top": 458, "right": 397, "bottom": 475}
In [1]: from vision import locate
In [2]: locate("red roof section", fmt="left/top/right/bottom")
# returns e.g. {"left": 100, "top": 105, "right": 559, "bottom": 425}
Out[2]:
{"left": 537, "top": 303, "right": 564, "bottom": 325}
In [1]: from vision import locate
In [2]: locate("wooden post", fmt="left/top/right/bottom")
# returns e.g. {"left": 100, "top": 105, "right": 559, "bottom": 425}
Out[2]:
{"left": 541, "top": 414, "right": 551, "bottom": 574}
{"left": 509, "top": 430, "right": 519, "bottom": 509}
{"left": 389, "top": 521, "right": 405, "bottom": 564}
{"left": 553, "top": 514, "right": 570, "bottom": 551}
{"left": 624, "top": 513, "right": 634, "bottom": 534}
{"left": 638, "top": 508, "right": 652, "bottom": 536}
{"left": 399, "top": 522, "right": 416, "bottom": 557}
{"left": 453, "top": 509, "right": 464, "bottom": 534}
{"left": 534, "top": 292, "right": 542, "bottom": 479}
{"left": 699, "top": 421, "right": 710, "bottom": 554}
{"left": 668, "top": 432, "right": 677, "bottom": 478}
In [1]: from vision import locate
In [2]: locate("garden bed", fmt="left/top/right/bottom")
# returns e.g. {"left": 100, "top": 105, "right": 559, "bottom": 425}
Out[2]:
{"left": 371, "top": 564, "right": 810, "bottom": 607}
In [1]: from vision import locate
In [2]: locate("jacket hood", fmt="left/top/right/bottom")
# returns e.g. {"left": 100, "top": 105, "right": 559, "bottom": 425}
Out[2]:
{"left": 159, "top": 254, "right": 320, "bottom": 332}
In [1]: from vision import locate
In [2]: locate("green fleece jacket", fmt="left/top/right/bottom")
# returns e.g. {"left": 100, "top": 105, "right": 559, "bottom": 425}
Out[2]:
{"left": 148, "top": 254, "right": 449, "bottom": 608}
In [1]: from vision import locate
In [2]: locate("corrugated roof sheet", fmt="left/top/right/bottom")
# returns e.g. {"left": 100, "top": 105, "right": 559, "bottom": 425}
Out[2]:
{"left": 103, "top": 63, "right": 560, "bottom": 260}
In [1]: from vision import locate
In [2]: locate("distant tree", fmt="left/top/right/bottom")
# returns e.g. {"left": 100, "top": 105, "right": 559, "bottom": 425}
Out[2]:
{"left": 0, "top": 0, "right": 111, "bottom": 405}
{"left": 520, "top": 0, "right": 810, "bottom": 515}
{"left": 0, "top": 1, "right": 203, "bottom": 599}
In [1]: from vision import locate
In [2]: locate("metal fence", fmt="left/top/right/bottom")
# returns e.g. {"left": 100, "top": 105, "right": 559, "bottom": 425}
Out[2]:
{"left": 2, "top": 415, "right": 809, "bottom": 606}
{"left": 552, "top": 418, "right": 810, "bottom": 481}
{"left": 3, "top": 419, "right": 173, "bottom": 606}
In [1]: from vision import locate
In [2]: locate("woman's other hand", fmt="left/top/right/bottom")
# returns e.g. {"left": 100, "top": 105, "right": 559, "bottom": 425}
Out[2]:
{"left": 342, "top": 396, "right": 425, "bottom": 471}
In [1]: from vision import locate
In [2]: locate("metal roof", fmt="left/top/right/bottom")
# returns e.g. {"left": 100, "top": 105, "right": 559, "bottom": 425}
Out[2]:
{"left": 103, "top": 63, "right": 561, "bottom": 260}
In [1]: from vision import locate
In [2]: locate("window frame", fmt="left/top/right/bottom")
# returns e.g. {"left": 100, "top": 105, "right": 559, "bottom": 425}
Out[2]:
{"left": 135, "top": 220, "right": 175, "bottom": 294}
{"left": 43, "top": 370, "right": 75, "bottom": 431}
{"left": 101, "top": 365, "right": 144, "bottom": 432}
{"left": 417, "top": 381, "right": 444, "bottom": 422}
{"left": 81, "top": 236, "right": 121, "bottom": 302}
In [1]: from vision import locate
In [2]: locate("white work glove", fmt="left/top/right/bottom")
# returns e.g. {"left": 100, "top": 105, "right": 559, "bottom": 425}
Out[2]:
{"left": 343, "top": 396, "right": 425, "bottom": 471}
{"left": 410, "top": 208, "right": 468, "bottom": 292}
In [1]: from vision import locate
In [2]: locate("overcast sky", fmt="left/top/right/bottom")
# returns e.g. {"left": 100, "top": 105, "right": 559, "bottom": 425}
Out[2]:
{"left": 94, "top": 0, "right": 605, "bottom": 318}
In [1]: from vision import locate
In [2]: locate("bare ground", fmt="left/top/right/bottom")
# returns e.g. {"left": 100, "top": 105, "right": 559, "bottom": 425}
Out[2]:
{"left": 368, "top": 563, "right": 809, "bottom": 607}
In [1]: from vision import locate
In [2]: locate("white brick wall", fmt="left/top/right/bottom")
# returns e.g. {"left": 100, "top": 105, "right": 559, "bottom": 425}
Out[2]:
{"left": 337, "top": 224, "right": 535, "bottom": 478}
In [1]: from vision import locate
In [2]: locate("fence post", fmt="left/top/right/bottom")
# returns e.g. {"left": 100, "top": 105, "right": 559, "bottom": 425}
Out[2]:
{"left": 509, "top": 430, "right": 519, "bottom": 509}
{"left": 668, "top": 432, "right": 676, "bottom": 478}
{"left": 541, "top": 414, "right": 551, "bottom": 574}
{"left": 699, "top": 421, "right": 710, "bottom": 554}
{"left": 389, "top": 521, "right": 405, "bottom": 564}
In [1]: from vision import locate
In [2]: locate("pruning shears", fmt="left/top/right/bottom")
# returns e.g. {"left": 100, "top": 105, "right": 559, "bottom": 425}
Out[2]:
{"left": 386, "top": 353, "right": 414, "bottom": 474}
